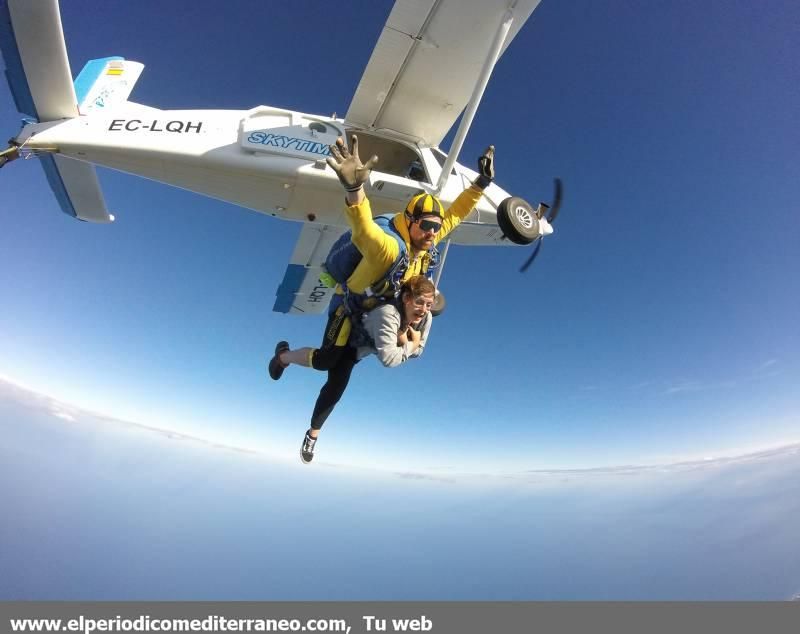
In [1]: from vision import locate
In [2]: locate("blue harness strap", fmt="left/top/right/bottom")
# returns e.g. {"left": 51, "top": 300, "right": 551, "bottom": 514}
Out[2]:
{"left": 340, "top": 215, "right": 439, "bottom": 319}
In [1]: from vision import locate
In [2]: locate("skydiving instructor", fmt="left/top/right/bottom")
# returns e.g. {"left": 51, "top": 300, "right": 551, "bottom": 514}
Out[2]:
{"left": 269, "top": 135, "right": 497, "bottom": 462}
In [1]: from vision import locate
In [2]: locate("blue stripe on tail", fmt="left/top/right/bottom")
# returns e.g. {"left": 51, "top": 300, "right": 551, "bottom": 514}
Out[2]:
{"left": 73, "top": 56, "right": 123, "bottom": 105}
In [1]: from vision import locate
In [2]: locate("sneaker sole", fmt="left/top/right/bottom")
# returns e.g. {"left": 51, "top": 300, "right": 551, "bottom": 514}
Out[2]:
{"left": 268, "top": 341, "right": 290, "bottom": 380}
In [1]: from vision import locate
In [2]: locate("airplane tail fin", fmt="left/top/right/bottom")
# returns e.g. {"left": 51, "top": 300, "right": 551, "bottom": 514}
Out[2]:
{"left": 74, "top": 57, "right": 144, "bottom": 114}
{"left": 48, "top": 57, "right": 143, "bottom": 222}
{"left": 0, "top": 0, "right": 138, "bottom": 222}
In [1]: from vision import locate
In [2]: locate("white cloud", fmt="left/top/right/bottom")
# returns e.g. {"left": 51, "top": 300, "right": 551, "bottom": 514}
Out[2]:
{"left": 664, "top": 378, "right": 736, "bottom": 395}
{"left": 756, "top": 359, "right": 778, "bottom": 372}
{"left": 51, "top": 409, "right": 76, "bottom": 422}
{"left": 393, "top": 471, "right": 456, "bottom": 484}
{"left": 664, "top": 380, "right": 703, "bottom": 394}
{"left": 0, "top": 372, "right": 39, "bottom": 393}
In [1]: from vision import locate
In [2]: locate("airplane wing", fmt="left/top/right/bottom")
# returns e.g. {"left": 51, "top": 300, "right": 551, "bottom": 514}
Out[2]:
{"left": 0, "top": 0, "right": 77, "bottom": 121}
{"left": 1, "top": 0, "right": 117, "bottom": 222}
{"left": 273, "top": 223, "right": 346, "bottom": 315}
{"left": 345, "top": 0, "right": 542, "bottom": 147}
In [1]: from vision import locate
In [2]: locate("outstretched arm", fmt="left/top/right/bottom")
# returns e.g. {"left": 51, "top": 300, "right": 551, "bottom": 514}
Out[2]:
{"left": 327, "top": 135, "right": 399, "bottom": 264}
{"left": 437, "top": 145, "right": 495, "bottom": 241}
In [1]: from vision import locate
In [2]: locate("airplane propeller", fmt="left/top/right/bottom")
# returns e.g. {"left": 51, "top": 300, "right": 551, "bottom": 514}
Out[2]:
{"left": 519, "top": 178, "right": 563, "bottom": 273}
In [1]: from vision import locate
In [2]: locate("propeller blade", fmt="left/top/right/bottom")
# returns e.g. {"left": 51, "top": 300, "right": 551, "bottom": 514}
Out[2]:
{"left": 519, "top": 178, "right": 561, "bottom": 272}
{"left": 519, "top": 238, "right": 542, "bottom": 273}
{"left": 546, "top": 178, "right": 563, "bottom": 223}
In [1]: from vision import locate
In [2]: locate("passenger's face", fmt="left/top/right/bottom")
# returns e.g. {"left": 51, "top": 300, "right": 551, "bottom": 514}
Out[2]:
{"left": 403, "top": 292, "right": 435, "bottom": 326}
{"left": 409, "top": 216, "right": 442, "bottom": 251}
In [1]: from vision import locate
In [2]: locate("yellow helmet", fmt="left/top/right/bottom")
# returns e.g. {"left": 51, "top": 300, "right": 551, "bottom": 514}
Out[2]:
{"left": 405, "top": 193, "right": 444, "bottom": 219}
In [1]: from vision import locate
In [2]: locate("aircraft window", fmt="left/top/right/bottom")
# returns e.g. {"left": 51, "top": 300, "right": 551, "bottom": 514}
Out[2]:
{"left": 345, "top": 130, "right": 429, "bottom": 183}
{"left": 308, "top": 122, "right": 328, "bottom": 134}
{"left": 407, "top": 160, "right": 426, "bottom": 182}
{"left": 430, "top": 148, "right": 456, "bottom": 176}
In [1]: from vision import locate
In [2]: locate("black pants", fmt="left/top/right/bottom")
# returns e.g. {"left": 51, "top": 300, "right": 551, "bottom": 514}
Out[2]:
{"left": 309, "top": 305, "right": 360, "bottom": 431}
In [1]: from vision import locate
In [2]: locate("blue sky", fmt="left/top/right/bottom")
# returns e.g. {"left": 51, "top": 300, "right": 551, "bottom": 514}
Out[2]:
{"left": 1, "top": 0, "right": 798, "bottom": 472}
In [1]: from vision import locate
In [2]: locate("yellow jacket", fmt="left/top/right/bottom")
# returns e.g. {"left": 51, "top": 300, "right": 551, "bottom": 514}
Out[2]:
{"left": 341, "top": 184, "right": 484, "bottom": 294}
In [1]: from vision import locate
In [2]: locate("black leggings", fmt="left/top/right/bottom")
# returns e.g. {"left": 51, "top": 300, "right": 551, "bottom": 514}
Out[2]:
{"left": 309, "top": 306, "right": 360, "bottom": 431}
{"left": 310, "top": 345, "right": 358, "bottom": 430}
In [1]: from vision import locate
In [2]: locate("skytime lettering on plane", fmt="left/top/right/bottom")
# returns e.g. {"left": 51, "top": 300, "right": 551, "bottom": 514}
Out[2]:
{"left": 247, "top": 132, "right": 331, "bottom": 156}
{"left": 108, "top": 119, "right": 203, "bottom": 133}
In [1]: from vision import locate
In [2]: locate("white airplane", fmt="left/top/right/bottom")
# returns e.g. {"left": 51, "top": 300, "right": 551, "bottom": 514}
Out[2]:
{"left": 0, "top": 0, "right": 561, "bottom": 314}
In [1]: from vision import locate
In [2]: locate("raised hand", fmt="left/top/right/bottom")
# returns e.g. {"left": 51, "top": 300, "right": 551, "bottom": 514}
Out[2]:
{"left": 474, "top": 145, "right": 495, "bottom": 189}
{"left": 326, "top": 135, "right": 379, "bottom": 192}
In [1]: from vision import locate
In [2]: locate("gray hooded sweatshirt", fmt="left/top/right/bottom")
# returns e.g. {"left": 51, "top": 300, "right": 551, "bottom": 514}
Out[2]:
{"left": 355, "top": 303, "right": 432, "bottom": 367}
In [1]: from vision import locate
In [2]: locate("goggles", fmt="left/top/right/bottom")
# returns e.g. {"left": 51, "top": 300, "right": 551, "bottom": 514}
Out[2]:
{"left": 416, "top": 218, "right": 443, "bottom": 234}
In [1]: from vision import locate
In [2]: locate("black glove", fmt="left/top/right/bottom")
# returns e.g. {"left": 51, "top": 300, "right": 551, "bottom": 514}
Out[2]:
{"left": 326, "top": 135, "right": 379, "bottom": 192}
{"left": 473, "top": 145, "right": 495, "bottom": 189}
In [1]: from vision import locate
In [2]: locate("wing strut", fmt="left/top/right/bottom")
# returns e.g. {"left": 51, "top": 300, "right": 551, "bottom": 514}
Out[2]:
{"left": 430, "top": 237, "right": 451, "bottom": 317}
{"left": 434, "top": 9, "right": 514, "bottom": 194}
{"left": 433, "top": 238, "right": 451, "bottom": 289}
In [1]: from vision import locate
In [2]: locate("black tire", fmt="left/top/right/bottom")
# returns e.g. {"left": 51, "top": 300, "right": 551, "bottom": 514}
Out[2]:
{"left": 497, "top": 196, "right": 539, "bottom": 245}
{"left": 430, "top": 291, "right": 446, "bottom": 317}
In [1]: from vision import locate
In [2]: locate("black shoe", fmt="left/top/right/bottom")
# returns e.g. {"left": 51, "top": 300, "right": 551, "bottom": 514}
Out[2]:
{"left": 268, "top": 341, "right": 290, "bottom": 380}
{"left": 301, "top": 431, "right": 317, "bottom": 464}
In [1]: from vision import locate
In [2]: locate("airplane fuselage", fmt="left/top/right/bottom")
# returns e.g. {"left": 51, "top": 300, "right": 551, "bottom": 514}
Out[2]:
{"left": 16, "top": 104, "right": 512, "bottom": 246}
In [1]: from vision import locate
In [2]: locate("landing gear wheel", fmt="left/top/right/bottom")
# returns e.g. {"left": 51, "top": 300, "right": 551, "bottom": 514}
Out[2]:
{"left": 431, "top": 290, "right": 446, "bottom": 317}
{"left": 497, "top": 196, "right": 539, "bottom": 245}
